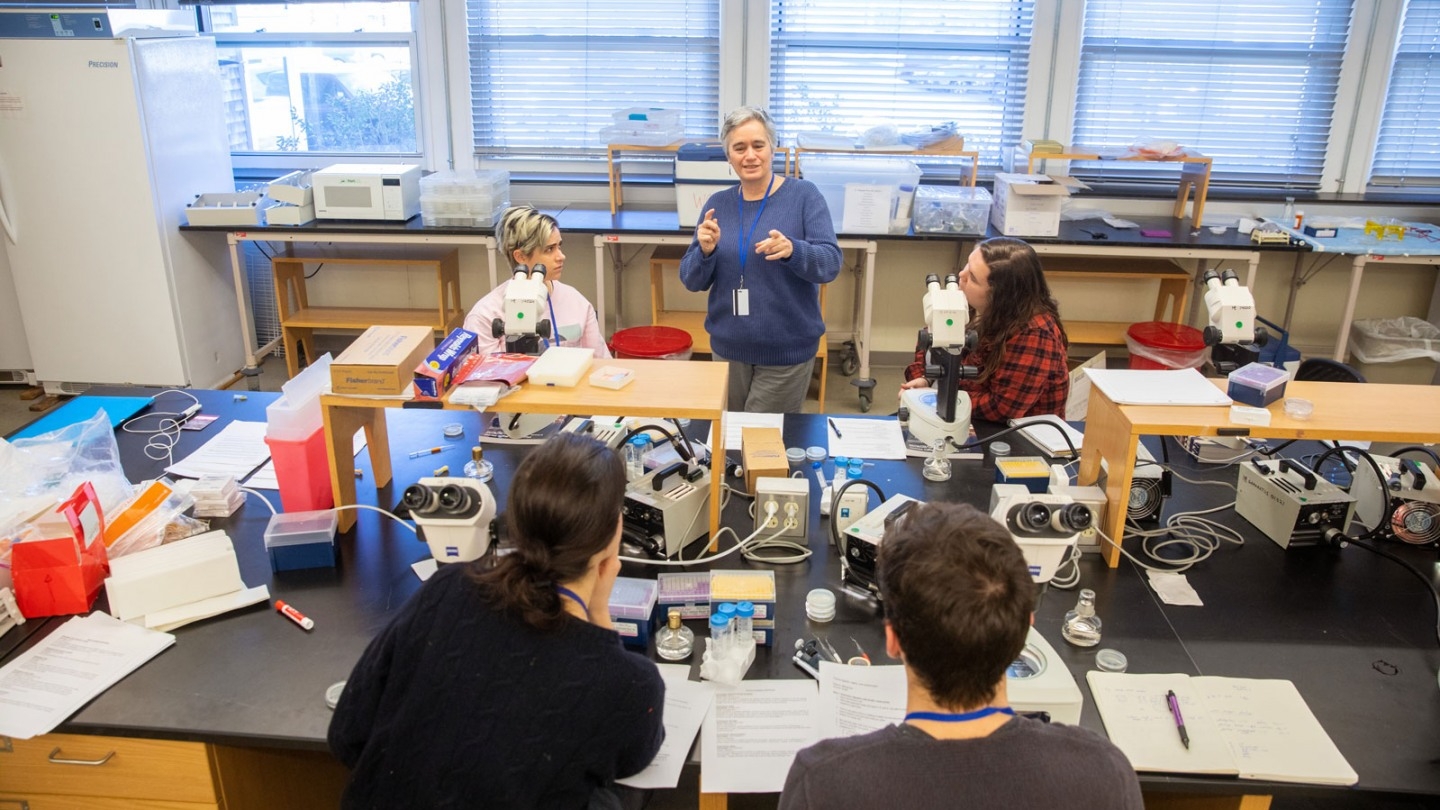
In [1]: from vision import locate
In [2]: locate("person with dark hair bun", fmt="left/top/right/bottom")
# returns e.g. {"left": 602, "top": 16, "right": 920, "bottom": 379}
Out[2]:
{"left": 779, "top": 502, "right": 1142, "bottom": 810}
{"left": 901, "top": 237, "right": 1070, "bottom": 421}
{"left": 329, "top": 432, "right": 664, "bottom": 809}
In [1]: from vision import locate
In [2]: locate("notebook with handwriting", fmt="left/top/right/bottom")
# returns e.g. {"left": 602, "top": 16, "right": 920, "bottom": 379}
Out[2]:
{"left": 1086, "top": 672, "right": 1357, "bottom": 786}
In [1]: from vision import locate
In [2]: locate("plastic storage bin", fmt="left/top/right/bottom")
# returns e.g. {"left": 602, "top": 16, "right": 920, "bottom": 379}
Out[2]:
{"left": 601, "top": 125, "right": 684, "bottom": 147}
{"left": 1227, "top": 362, "right": 1289, "bottom": 407}
{"left": 1125, "top": 322, "right": 1207, "bottom": 370}
{"left": 612, "top": 107, "right": 683, "bottom": 130}
{"left": 675, "top": 142, "right": 737, "bottom": 227}
{"left": 419, "top": 170, "right": 510, "bottom": 227}
{"left": 264, "top": 509, "right": 338, "bottom": 572}
{"left": 799, "top": 155, "right": 922, "bottom": 235}
{"left": 610, "top": 326, "right": 694, "bottom": 361}
{"left": 609, "top": 576, "right": 660, "bottom": 648}
{"left": 913, "top": 185, "right": 993, "bottom": 235}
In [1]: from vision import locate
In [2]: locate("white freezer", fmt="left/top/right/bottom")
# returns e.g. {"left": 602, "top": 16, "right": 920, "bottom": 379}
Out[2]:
{"left": 0, "top": 13, "right": 239, "bottom": 392}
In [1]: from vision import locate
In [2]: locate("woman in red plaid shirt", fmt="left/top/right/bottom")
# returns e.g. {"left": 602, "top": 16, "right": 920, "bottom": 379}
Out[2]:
{"left": 901, "top": 238, "right": 1069, "bottom": 420}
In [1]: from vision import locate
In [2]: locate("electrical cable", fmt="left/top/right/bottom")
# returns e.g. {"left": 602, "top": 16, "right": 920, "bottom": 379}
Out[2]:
{"left": 121, "top": 389, "right": 202, "bottom": 467}
{"left": 1345, "top": 536, "right": 1440, "bottom": 649}
{"left": 237, "top": 486, "right": 417, "bottom": 535}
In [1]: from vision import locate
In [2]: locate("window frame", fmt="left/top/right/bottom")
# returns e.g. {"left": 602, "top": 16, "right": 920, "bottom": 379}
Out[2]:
{"left": 196, "top": 0, "right": 428, "bottom": 172}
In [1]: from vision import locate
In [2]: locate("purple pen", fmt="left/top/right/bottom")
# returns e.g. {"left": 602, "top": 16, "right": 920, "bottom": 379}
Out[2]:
{"left": 1166, "top": 689, "right": 1190, "bottom": 749}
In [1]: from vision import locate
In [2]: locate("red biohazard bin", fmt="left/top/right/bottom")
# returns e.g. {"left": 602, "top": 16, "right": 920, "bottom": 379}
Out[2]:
{"left": 609, "top": 326, "right": 695, "bottom": 361}
{"left": 1125, "top": 322, "right": 1207, "bottom": 370}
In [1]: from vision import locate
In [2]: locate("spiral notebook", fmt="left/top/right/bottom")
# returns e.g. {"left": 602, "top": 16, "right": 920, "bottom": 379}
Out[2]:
{"left": 1087, "top": 672, "right": 1357, "bottom": 786}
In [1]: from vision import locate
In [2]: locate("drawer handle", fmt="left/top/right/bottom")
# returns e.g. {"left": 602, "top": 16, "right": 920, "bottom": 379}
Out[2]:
{"left": 47, "top": 746, "right": 116, "bottom": 766}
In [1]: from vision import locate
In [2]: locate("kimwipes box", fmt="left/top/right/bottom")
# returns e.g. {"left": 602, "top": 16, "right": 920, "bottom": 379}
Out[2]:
{"left": 332, "top": 325, "right": 434, "bottom": 395}
{"left": 990, "top": 173, "right": 1073, "bottom": 237}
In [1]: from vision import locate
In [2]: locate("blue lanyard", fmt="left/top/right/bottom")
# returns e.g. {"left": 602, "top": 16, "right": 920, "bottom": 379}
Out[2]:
{"left": 556, "top": 585, "right": 587, "bottom": 616}
{"left": 546, "top": 294, "right": 561, "bottom": 347}
{"left": 735, "top": 173, "right": 776, "bottom": 287}
{"left": 905, "top": 707, "right": 1015, "bottom": 723}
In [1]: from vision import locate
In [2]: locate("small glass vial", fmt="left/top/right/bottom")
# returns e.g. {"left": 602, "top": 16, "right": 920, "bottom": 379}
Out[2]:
{"left": 832, "top": 455, "right": 850, "bottom": 491}
{"left": 624, "top": 436, "right": 650, "bottom": 481}
{"left": 1062, "top": 588, "right": 1103, "bottom": 647}
{"left": 1282, "top": 196, "right": 1296, "bottom": 226}
{"left": 463, "top": 445, "right": 493, "bottom": 483}
{"left": 734, "top": 601, "right": 755, "bottom": 645}
{"left": 709, "top": 611, "right": 733, "bottom": 658}
{"left": 656, "top": 608, "right": 694, "bottom": 661}
{"left": 922, "top": 439, "right": 952, "bottom": 481}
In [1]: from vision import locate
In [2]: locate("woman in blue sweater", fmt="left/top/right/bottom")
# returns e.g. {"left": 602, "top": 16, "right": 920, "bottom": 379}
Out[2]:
{"left": 680, "top": 106, "right": 842, "bottom": 413}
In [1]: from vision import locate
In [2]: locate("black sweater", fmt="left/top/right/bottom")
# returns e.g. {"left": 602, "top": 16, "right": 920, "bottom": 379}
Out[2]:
{"left": 329, "top": 564, "right": 666, "bottom": 809}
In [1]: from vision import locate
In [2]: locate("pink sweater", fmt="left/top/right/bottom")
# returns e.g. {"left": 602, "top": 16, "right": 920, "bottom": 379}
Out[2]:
{"left": 462, "top": 278, "right": 611, "bottom": 359}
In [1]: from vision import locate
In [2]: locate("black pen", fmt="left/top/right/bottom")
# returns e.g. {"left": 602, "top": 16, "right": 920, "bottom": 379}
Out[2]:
{"left": 828, "top": 418, "right": 843, "bottom": 438}
{"left": 1166, "top": 689, "right": 1190, "bottom": 749}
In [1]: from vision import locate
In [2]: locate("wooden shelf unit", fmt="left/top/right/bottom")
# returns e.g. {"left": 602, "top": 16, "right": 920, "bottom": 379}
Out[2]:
{"left": 790, "top": 139, "right": 979, "bottom": 186}
{"left": 1040, "top": 257, "right": 1191, "bottom": 347}
{"left": 272, "top": 249, "right": 463, "bottom": 378}
{"left": 1023, "top": 146, "right": 1212, "bottom": 226}
{"left": 647, "top": 246, "right": 830, "bottom": 409}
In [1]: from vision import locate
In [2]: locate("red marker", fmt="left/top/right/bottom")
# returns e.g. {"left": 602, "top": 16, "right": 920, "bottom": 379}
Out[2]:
{"left": 275, "top": 599, "right": 314, "bottom": 631}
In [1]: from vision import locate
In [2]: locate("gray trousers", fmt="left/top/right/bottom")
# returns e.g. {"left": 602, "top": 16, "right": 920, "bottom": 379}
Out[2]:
{"left": 712, "top": 350, "right": 814, "bottom": 414}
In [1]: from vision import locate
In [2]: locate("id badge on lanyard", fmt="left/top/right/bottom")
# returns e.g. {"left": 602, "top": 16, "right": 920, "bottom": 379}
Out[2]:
{"left": 734, "top": 175, "right": 775, "bottom": 318}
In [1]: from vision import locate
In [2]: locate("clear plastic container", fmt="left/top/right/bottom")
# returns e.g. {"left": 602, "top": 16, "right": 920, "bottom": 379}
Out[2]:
{"left": 799, "top": 155, "right": 923, "bottom": 234}
{"left": 419, "top": 170, "right": 510, "bottom": 227}
{"left": 624, "top": 436, "right": 652, "bottom": 481}
{"left": 612, "top": 107, "right": 683, "bottom": 129}
{"left": 913, "top": 185, "right": 993, "bottom": 235}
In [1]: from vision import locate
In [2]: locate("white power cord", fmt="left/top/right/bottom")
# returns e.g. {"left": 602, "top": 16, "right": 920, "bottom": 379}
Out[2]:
{"left": 238, "top": 485, "right": 416, "bottom": 534}
{"left": 121, "top": 389, "right": 201, "bottom": 466}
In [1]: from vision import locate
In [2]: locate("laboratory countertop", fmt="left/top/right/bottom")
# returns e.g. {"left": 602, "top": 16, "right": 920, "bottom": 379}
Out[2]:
{"left": 181, "top": 208, "right": 1306, "bottom": 253}
{"left": 4, "top": 389, "right": 1438, "bottom": 800}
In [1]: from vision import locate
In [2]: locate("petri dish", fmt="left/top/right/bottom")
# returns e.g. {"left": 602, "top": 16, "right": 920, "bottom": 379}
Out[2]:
{"left": 443, "top": 423, "right": 465, "bottom": 439}
{"left": 990, "top": 441, "right": 1011, "bottom": 457}
{"left": 805, "top": 446, "right": 827, "bottom": 462}
{"left": 786, "top": 447, "right": 807, "bottom": 464}
{"left": 1284, "top": 398, "right": 1314, "bottom": 421}
{"left": 325, "top": 680, "right": 347, "bottom": 709}
{"left": 1096, "top": 648, "right": 1128, "bottom": 673}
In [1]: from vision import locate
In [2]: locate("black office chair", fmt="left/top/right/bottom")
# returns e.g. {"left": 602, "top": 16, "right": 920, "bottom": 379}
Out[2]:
{"left": 1294, "top": 358, "right": 1367, "bottom": 384}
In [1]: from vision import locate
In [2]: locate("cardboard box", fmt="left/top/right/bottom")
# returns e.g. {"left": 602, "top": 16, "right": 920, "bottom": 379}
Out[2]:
{"left": 331, "top": 325, "right": 434, "bottom": 395}
{"left": 413, "top": 327, "right": 479, "bottom": 399}
{"left": 990, "top": 173, "right": 1071, "bottom": 237}
{"left": 741, "top": 426, "right": 788, "bottom": 495}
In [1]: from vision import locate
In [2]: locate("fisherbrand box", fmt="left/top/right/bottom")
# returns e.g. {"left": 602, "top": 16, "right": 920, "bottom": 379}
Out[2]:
{"left": 331, "top": 325, "right": 434, "bottom": 395}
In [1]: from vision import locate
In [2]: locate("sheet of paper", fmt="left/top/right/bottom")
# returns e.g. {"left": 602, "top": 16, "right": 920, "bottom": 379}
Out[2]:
{"left": 0, "top": 612, "right": 175, "bottom": 739}
{"left": 1084, "top": 368, "right": 1232, "bottom": 407}
{"left": 1065, "top": 351, "right": 1106, "bottom": 421}
{"left": 700, "top": 680, "right": 818, "bottom": 794}
{"left": 1085, "top": 671, "right": 1237, "bottom": 776}
{"left": 1009, "top": 415, "right": 1085, "bottom": 459}
{"left": 707, "top": 411, "right": 784, "bottom": 451}
{"left": 165, "top": 420, "right": 271, "bottom": 480}
{"left": 816, "top": 662, "right": 906, "bottom": 739}
{"left": 1194, "top": 677, "right": 1357, "bottom": 785}
{"left": 1147, "top": 571, "right": 1204, "bottom": 606}
{"left": 411, "top": 558, "right": 438, "bottom": 581}
{"left": 618, "top": 676, "right": 715, "bottom": 789}
{"left": 841, "top": 183, "right": 892, "bottom": 233}
{"left": 826, "top": 417, "right": 907, "bottom": 460}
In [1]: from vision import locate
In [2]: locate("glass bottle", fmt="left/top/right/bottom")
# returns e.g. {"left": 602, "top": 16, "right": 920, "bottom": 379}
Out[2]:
{"left": 656, "top": 608, "right": 694, "bottom": 661}
{"left": 1062, "top": 588, "right": 1103, "bottom": 647}
{"left": 734, "top": 601, "right": 755, "bottom": 646}
{"left": 922, "top": 439, "right": 952, "bottom": 481}
{"left": 463, "top": 445, "right": 493, "bottom": 483}
{"left": 1282, "top": 196, "right": 1296, "bottom": 226}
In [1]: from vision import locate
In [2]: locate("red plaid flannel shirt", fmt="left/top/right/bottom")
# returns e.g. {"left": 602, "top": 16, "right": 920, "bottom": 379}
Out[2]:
{"left": 904, "top": 313, "right": 1069, "bottom": 421}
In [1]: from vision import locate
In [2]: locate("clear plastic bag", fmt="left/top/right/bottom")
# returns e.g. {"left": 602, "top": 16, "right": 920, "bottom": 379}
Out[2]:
{"left": 0, "top": 409, "right": 134, "bottom": 546}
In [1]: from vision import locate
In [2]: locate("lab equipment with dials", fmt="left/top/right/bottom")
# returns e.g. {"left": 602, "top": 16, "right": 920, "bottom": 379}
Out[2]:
{"left": 492, "top": 264, "right": 553, "bottom": 355}
{"left": 621, "top": 461, "right": 712, "bottom": 559}
{"left": 1348, "top": 454, "right": 1440, "bottom": 545}
{"left": 1235, "top": 459, "right": 1355, "bottom": 549}
{"left": 900, "top": 274, "right": 978, "bottom": 450}
{"left": 401, "top": 476, "right": 498, "bottom": 563}
{"left": 1201, "top": 269, "right": 1269, "bottom": 374}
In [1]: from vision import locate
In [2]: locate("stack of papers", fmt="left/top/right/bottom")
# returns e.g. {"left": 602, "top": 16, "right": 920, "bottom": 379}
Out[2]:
{"left": 0, "top": 613, "right": 175, "bottom": 739}
{"left": 1009, "top": 415, "right": 1085, "bottom": 458}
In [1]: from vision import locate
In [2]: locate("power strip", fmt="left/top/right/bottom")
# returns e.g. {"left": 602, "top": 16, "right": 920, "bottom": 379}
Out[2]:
{"left": 755, "top": 477, "right": 809, "bottom": 541}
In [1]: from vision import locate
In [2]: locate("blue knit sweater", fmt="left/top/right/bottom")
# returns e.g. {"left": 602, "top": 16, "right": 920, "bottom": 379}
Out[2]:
{"left": 679, "top": 178, "right": 842, "bottom": 366}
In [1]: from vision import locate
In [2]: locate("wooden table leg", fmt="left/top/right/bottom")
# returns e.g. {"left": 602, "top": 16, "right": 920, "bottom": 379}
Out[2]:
{"left": 699, "top": 792, "right": 729, "bottom": 810}
{"left": 1077, "top": 388, "right": 1137, "bottom": 568}
{"left": 325, "top": 403, "right": 386, "bottom": 533}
